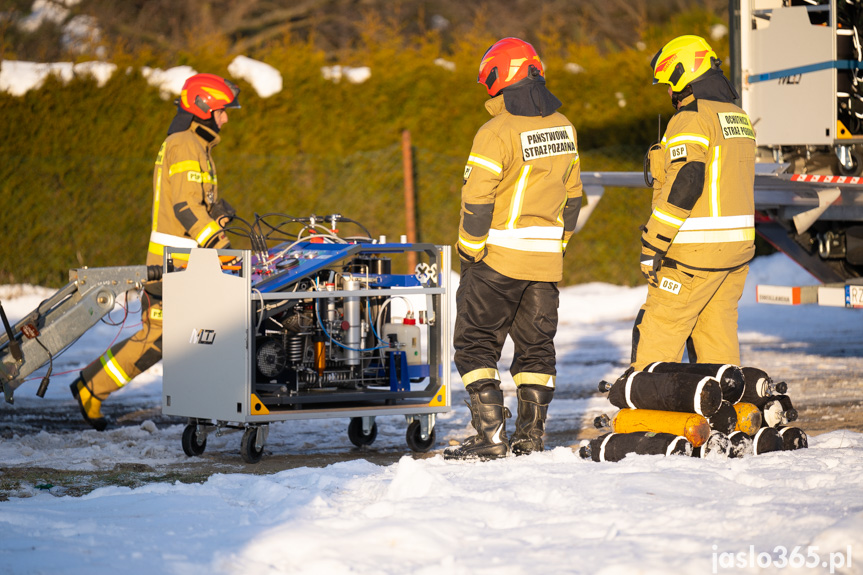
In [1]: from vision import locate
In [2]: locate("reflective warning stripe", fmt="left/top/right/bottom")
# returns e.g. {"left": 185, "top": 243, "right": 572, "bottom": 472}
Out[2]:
{"left": 153, "top": 143, "right": 165, "bottom": 232}
{"left": 506, "top": 58, "right": 528, "bottom": 82}
{"left": 599, "top": 433, "right": 615, "bottom": 461}
{"left": 710, "top": 145, "right": 721, "bottom": 217}
{"left": 195, "top": 220, "right": 222, "bottom": 246}
{"left": 488, "top": 226, "right": 564, "bottom": 239}
{"left": 100, "top": 349, "right": 130, "bottom": 388}
{"left": 513, "top": 372, "right": 555, "bottom": 388}
{"left": 693, "top": 377, "right": 713, "bottom": 417}
{"left": 486, "top": 237, "right": 563, "bottom": 253}
{"left": 666, "top": 133, "right": 710, "bottom": 149}
{"left": 169, "top": 160, "right": 201, "bottom": 177}
{"left": 666, "top": 436, "right": 688, "bottom": 456}
{"left": 651, "top": 208, "right": 685, "bottom": 229}
{"left": 563, "top": 156, "right": 580, "bottom": 182}
{"left": 506, "top": 165, "right": 532, "bottom": 229}
{"left": 624, "top": 370, "right": 638, "bottom": 408}
{"left": 673, "top": 228, "right": 755, "bottom": 244}
{"left": 467, "top": 154, "right": 503, "bottom": 175}
{"left": 148, "top": 230, "right": 198, "bottom": 257}
{"left": 791, "top": 174, "right": 863, "bottom": 184}
{"left": 155, "top": 142, "right": 165, "bottom": 166}
{"left": 462, "top": 367, "right": 501, "bottom": 386}
{"left": 153, "top": 168, "right": 162, "bottom": 232}
{"left": 168, "top": 160, "right": 216, "bottom": 184}
{"left": 458, "top": 235, "right": 487, "bottom": 251}
{"left": 678, "top": 215, "right": 754, "bottom": 231}
{"left": 486, "top": 225, "right": 564, "bottom": 253}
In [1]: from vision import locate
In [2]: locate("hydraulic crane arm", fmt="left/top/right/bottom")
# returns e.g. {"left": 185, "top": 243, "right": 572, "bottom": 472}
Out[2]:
{"left": 0, "top": 265, "right": 160, "bottom": 404}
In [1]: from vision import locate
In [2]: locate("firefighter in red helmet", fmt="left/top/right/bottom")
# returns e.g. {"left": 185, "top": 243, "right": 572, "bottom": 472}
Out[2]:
{"left": 71, "top": 73, "right": 241, "bottom": 430}
{"left": 444, "top": 38, "right": 584, "bottom": 460}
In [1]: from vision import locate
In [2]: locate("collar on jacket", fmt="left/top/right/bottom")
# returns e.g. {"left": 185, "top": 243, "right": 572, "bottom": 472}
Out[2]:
{"left": 485, "top": 94, "right": 507, "bottom": 117}
{"left": 677, "top": 94, "right": 697, "bottom": 110}
{"left": 193, "top": 121, "right": 220, "bottom": 146}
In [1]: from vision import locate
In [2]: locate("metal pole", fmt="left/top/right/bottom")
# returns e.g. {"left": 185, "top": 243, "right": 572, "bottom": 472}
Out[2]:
{"left": 402, "top": 129, "right": 418, "bottom": 274}
{"left": 728, "top": 0, "right": 742, "bottom": 106}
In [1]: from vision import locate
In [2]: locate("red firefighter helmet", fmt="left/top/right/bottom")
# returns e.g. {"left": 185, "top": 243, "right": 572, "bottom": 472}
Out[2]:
{"left": 478, "top": 37, "right": 544, "bottom": 97}
{"left": 179, "top": 73, "right": 241, "bottom": 119}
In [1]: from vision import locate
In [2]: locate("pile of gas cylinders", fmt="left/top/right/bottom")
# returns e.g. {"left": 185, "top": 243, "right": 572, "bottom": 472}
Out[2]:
{"left": 579, "top": 362, "right": 808, "bottom": 462}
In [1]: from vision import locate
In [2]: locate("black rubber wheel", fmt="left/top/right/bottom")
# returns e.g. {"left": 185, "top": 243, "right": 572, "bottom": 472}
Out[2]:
{"left": 838, "top": 149, "right": 863, "bottom": 176}
{"left": 241, "top": 427, "right": 264, "bottom": 464}
{"left": 405, "top": 420, "right": 436, "bottom": 453}
{"left": 181, "top": 423, "right": 206, "bottom": 457}
{"left": 347, "top": 417, "right": 377, "bottom": 447}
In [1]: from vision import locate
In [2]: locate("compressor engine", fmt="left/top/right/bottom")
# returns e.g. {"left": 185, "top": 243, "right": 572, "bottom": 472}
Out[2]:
{"left": 252, "top": 255, "right": 424, "bottom": 396}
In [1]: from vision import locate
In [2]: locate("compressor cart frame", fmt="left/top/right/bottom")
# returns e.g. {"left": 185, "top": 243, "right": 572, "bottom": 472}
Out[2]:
{"left": 162, "top": 241, "right": 451, "bottom": 463}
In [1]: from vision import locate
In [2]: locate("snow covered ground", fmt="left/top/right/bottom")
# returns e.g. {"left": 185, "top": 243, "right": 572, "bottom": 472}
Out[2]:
{"left": 1, "top": 253, "right": 862, "bottom": 575}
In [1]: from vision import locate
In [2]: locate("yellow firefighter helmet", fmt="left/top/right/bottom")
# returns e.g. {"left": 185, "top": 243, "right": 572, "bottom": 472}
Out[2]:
{"left": 650, "top": 35, "right": 719, "bottom": 92}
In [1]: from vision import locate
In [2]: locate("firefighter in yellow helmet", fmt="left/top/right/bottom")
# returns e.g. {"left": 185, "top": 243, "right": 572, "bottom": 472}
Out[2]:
{"left": 631, "top": 35, "right": 756, "bottom": 370}
{"left": 444, "top": 38, "right": 583, "bottom": 460}
{"left": 70, "top": 73, "right": 241, "bottom": 430}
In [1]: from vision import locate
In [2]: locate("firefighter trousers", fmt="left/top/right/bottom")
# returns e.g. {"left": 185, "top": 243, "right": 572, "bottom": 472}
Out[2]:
{"left": 80, "top": 289, "right": 163, "bottom": 401}
{"left": 630, "top": 263, "right": 748, "bottom": 370}
{"left": 453, "top": 261, "right": 558, "bottom": 388}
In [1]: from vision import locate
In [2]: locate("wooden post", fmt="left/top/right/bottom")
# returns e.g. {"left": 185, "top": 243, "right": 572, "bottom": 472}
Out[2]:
{"left": 402, "top": 129, "right": 418, "bottom": 274}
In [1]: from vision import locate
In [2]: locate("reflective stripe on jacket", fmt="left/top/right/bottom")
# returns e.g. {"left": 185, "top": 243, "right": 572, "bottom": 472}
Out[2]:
{"left": 458, "top": 95, "right": 583, "bottom": 282}
{"left": 642, "top": 96, "right": 756, "bottom": 270}
{"left": 148, "top": 122, "right": 229, "bottom": 266}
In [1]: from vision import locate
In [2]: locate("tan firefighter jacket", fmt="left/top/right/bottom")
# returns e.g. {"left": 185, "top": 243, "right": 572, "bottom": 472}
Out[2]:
{"left": 147, "top": 121, "right": 230, "bottom": 266}
{"left": 458, "top": 95, "right": 583, "bottom": 282}
{"left": 643, "top": 94, "right": 756, "bottom": 271}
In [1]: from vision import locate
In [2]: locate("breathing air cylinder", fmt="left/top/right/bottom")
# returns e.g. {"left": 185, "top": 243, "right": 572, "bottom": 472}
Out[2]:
{"left": 740, "top": 366, "right": 788, "bottom": 403}
{"left": 777, "top": 426, "right": 809, "bottom": 450}
{"left": 342, "top": 277, "right": 362, "bottom": 366}
{"left": 707, "top": 401, "right": 738, "bottom": 435}
{"left": 691, "top": 430, "right": 730, "bottom": 458}
{"left": 595, "top": 408, "right": 710, "bottom": 448}
{"left": 732, "top": 402, "right": 762, "bottom": 436}
{"left": 600, "top": 370, "right": 722, "bottom": 417}
{"left": 646, "top": 362, "right": 745, "bottom": 404}
{"left": 755, "top": 394, "right": 798, "bottom": 427}
{"left": 752, "top": 427, "right": 784, "bottom": 455}
{"left": 727, "top": 430, "right": 753, "bottom": 458}
{"left": 579, "top": 431, "right": 691, "bottom": 462}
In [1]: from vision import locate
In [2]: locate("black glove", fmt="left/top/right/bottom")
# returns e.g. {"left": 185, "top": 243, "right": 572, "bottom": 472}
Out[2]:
{"left": 640, "top": 246, "right": 665, "bottom": 287}
{"left": 209, "top": 199, "right": 236, "bottom": 227}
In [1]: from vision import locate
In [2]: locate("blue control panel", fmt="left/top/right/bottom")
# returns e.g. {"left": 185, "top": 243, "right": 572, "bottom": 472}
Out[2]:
{"left": 250, "top": 242, "right": 429, "bottom": 293}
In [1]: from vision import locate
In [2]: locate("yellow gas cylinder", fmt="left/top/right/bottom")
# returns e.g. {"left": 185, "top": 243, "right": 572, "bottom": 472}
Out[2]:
{"left": 733, "top": 402, "right": 762, "bottom": 436}
{"left": 596, "top": 408, "right": 710, "bottom": 447}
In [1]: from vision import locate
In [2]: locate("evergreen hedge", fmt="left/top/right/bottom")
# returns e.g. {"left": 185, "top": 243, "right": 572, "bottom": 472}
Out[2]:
{"left": 0, "top": 11, "right": 726, "bottom": 288}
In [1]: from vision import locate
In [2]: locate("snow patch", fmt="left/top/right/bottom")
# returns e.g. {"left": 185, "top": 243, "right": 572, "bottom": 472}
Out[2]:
{"left": 227, "top": 56, "right": 282, "bottom": 98}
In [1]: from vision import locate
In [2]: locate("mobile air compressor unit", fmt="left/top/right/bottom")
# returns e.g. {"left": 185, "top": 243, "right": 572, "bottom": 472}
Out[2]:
{"left": 161, "top": 235, "right": 451, "bottom": 463}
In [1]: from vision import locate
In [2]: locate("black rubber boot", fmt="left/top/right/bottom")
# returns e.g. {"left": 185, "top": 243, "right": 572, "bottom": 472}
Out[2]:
{"left": 510, "top": 385, "right": 553, "bottom": 455}
{"left": 70, "top": 375, "right": 108, "bottom": 432}
{"left": 444, "top": 381, "right": 511, "bottom": 461}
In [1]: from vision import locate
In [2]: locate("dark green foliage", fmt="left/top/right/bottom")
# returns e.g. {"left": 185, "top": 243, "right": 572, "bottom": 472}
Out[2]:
{"left": 0, "top": 11, "right": 725, "bottom": 287}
